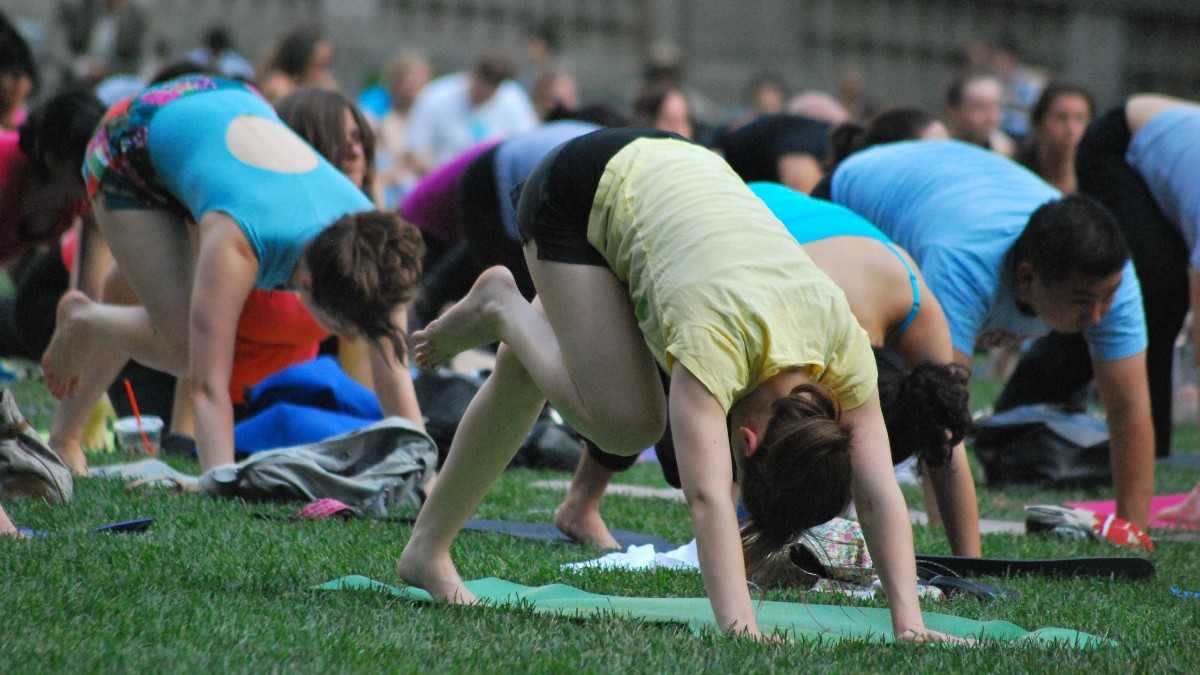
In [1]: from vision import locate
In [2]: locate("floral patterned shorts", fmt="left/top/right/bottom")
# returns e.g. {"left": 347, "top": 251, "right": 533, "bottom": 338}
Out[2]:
{"left": 83, "top": 75, "right": 261, "bottom": 212}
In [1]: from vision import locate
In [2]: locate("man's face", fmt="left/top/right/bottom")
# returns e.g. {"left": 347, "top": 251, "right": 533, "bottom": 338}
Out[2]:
{"left": 467, "top": 76, "right": 499, "bottom": 107}
{"left": 950, "top": 77, "right": 1003, "bottom": 146}
{"left": 1014, "top": 264, "right": 1124, "bottom": 334}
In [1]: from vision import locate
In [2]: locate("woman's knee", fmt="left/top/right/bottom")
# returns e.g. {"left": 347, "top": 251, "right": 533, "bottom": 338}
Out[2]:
{"left": 587, "top": 404, "right": 666, "bottom": 457}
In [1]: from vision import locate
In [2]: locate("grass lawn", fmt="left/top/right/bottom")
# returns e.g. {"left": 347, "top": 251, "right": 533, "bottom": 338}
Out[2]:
{"left": 2, "top": 362, "right": 1199, "bottom": 673}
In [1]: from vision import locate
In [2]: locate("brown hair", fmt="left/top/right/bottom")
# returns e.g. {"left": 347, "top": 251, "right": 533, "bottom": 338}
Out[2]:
{"left": 632, "top": 82, "right": 683, "bottom": 126}
{"left": 264, "top": 24, "right": 327, "bottom": 78}
{"left": 275, "top": 87, "right": 377, "bottom": 197}
{"left": 740, "top": 383, "right": 854, "bottom": 576}
{"left": 302, "top": 211, "right": 424, "bottom": 359}
{"left": 827, "top": 106, "right": 941, "bottom": 171}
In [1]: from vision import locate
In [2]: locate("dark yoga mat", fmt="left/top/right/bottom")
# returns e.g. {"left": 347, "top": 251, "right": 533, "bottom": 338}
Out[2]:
{"left": 398, "top": 517, "right": 679, "bottom": 551}
{"left": 316, "top": 575, "right": 1114, "bottom": 646}
{"left": 17, "top": 517, "right": 154, "bottom": 538}
{"left": 915, "top": 554, "right": 1155, "bottom": 581}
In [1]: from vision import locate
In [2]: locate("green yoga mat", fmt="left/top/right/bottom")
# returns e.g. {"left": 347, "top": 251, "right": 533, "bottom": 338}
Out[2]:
{"left": 314, "top": 575, "right": 1113, "bottom": 646}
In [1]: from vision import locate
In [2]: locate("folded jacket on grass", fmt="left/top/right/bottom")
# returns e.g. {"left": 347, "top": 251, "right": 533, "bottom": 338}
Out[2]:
{"left": 315, "top": 575, "right": 1113, "bottom": 646}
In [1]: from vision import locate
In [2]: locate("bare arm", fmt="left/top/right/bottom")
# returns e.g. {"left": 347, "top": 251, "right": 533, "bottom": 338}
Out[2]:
{"left": 1093, "top": 351, "right": 1155, "bottom": 528}
{"left": 841, "top": 389, "right": 929, "bottom": 638}
{"left": 190, "top": 215, "right": 258, "bottom": 472}
{"left": 924, "top": 442, "right": 981, "bottom": 557}
{"left": 670, "top": 362, "right": 760, "bottom": 637}
{"left": 69, "top": 213, "right": 112, "bottom": 300}
{"left": 896, "top": 284, "right": 981, "bottom": 556}
{"left": 368, "top": 307, "right": 425, "bottom": 431}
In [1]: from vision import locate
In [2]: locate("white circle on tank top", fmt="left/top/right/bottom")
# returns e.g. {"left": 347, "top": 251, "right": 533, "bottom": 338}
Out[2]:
{"left": 225, "top": 115, "right": 320, "bottom": 173}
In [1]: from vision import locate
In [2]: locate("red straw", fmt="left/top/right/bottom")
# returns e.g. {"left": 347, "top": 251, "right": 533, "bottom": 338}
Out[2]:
{"left": 123, "top": 378, "right": 156, "bottom": 455}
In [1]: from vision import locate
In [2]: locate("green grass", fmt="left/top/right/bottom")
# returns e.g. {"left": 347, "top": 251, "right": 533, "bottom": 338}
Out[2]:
{"left": 3, "top": 365, "right": 1200, "bottom": 673}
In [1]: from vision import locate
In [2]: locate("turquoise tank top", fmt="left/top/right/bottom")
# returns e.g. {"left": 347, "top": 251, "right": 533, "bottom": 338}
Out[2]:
{"left": 148, "top": 87, "right": 373, "bottom": 289}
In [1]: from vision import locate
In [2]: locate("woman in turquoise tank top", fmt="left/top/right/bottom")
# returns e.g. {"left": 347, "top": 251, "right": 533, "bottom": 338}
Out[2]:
{"left": 40, "top": 75, "right": 425, "bottom": 474}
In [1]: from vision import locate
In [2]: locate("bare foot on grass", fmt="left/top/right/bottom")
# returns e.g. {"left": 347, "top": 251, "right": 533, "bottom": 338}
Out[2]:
{"left": 41, "top": 291, "right": 96, "bottom": 399}
{"left": 554, "top": 499, "right": 621, "bottom": 550}
{"left": 397, "top": 542, "right": 478, "bottom": 604}
{"left": 48, "top": 436, "right": 88, "bottom": 477}
{"left": 412, "top": 267, "right": 521, "bottom": 369}
{"left": 1155, "top": 482, "right": 1200, "bottom": 526}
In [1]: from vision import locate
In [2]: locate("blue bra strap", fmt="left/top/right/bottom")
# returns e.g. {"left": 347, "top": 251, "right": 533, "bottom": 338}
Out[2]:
{"left": 884, "top": 242, "right": 920, "bottom": 347}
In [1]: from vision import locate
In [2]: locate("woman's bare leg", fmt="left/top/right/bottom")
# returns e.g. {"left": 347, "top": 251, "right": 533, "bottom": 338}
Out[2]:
{"left": 43, "top": 200, "right": 195, "bottom": 469}
{"left": 416, "top": 261, "right": 665, "bottom": 452}
{"left": 397, "top": 341, "right": 547, "bottom": 601}
{"left": 403, "top": 255, "right": 666, "bottom": 601}
{"left": 554, "top": 450, "right": 621, "bottom": 549}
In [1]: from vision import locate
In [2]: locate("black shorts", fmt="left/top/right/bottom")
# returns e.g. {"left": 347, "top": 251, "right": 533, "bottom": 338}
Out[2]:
{"left": 514, "top": 127, "right": 679, "bottom": 266}
{"left": 1077, "top": 103, "right": 1132, "bottom": 163}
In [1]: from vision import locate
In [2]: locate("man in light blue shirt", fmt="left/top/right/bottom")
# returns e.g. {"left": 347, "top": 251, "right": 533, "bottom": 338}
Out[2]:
{"left": 828, "top": 140, "right": 1155, "bottom": 528}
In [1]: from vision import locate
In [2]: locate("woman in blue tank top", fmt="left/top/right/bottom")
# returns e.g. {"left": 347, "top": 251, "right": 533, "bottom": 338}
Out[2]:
{"left": 554, "top": 182, "right": 981, "bottom": 558}
{"left": 40, "top": 75, "right": 425, "bottom": 474}
{"left": 751, "top": 182, "right": 978, "bottom": 555}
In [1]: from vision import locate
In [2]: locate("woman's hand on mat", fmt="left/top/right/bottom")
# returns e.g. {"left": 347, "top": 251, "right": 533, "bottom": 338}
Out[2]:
{"left": 896, "top": 627, "right": 976, "bottom": 645}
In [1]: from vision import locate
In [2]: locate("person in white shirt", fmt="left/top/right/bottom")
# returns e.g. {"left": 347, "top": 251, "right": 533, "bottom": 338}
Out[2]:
{"left": 405, "top": 53, "right": 538, "bottom": 174}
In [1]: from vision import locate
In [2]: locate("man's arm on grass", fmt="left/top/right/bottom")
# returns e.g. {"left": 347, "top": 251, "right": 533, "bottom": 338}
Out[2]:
{"left": 1093, "top": 351, "right": 1155, "bottom": 528}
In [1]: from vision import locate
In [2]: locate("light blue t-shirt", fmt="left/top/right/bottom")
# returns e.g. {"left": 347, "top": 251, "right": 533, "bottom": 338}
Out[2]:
{"left": 830, "top": 140, "right": 1146, "bottom": 361}
{"left": 1126, "top": 105, "right": 1200, "bottom": 267}
{"left": 148, "top": 87, "right": 373, "bottom": 289}
{"left": 494, "top": 120, "right": 600, "bottom": 239}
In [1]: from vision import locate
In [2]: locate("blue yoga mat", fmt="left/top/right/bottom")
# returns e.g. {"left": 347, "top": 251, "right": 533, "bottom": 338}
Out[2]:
{"left": 315, "top": 575, "right": 1114, "bottom": 646}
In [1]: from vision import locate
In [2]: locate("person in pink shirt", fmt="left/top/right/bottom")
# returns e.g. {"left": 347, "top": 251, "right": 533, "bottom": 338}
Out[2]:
{"left": 0, "top": 13, "right": 37, "bottom": 131}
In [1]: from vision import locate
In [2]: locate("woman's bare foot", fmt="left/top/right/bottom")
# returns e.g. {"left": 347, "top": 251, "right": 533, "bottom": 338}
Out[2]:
{"left": 41, "top": 291, "right": 97, "bottom": 399}
{"left": 554, "top": 499, "right": 621, "bottom": 549}
{"left": 48, "top": 436, "right": 88, "bottom": 477}
{"left": 412, "top": 267, "right": 522, "bottom": 368}
{"left": 397, "top": 541, "right": 479, "bottom": 604}
{"left": 1155, "top": 483, "right": 1200, "bottom": 526}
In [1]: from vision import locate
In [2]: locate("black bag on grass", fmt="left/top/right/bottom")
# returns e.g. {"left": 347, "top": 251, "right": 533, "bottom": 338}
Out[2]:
{"left": 413, "top": 368, "right": 583, "bottom": 471}
{"left": 413, "top": 368, "right": 483, "bottom": 465}
{"left": 970, "top": 404, "right": 1110, "bottom": 488}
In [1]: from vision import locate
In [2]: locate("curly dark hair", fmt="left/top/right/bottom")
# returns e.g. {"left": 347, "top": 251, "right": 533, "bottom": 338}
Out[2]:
{"left": 740, "top": 382, "right": 853, "bottom": 574}
{"left": 303, "top": 211, "right": 424, "bottom": 359}
{"left": 873, "top": 346, "right": 972, "bottom": 468}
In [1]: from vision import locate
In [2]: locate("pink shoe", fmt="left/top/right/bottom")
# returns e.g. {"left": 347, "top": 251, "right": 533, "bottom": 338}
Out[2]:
{"left": 296, "top": 498, "right": 357, "bottom": 520}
